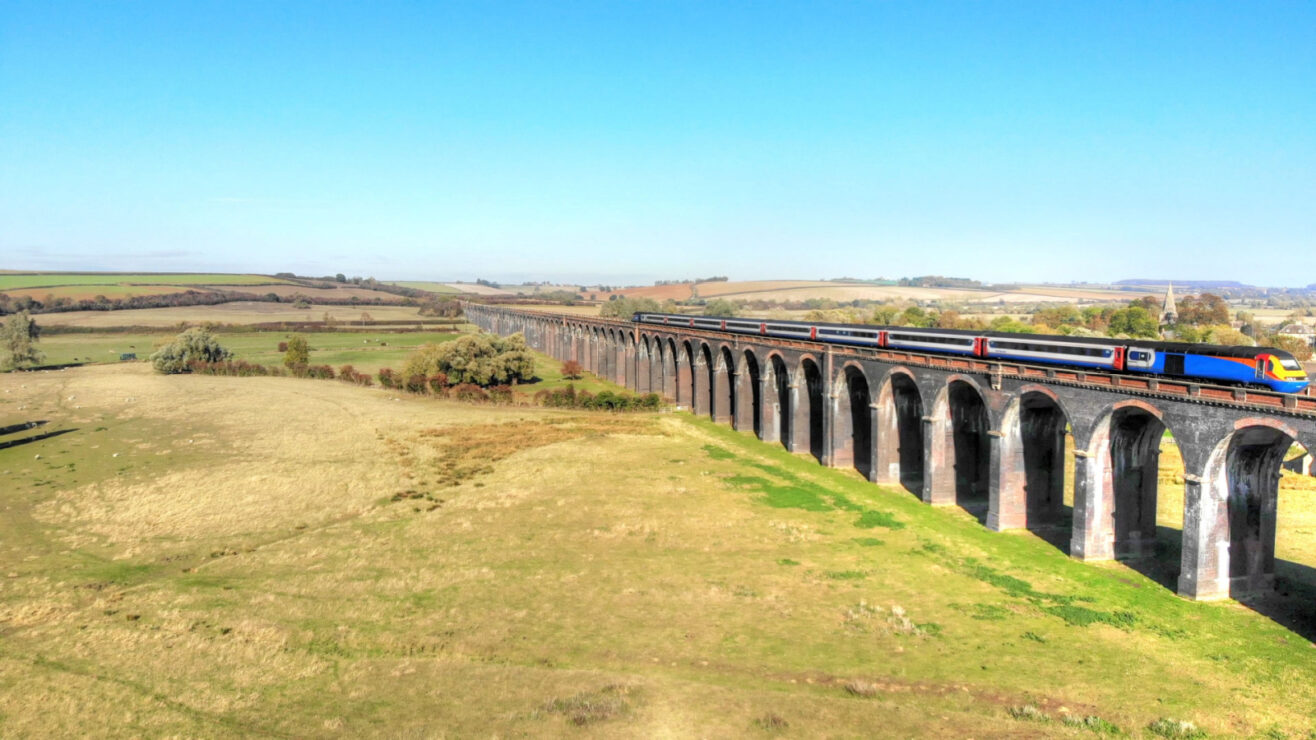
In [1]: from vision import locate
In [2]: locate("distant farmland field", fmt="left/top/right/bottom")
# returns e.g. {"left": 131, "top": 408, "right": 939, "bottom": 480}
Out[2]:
{"left": 1, "top": 284, "right": 204, "bottom": 302}
{"left": 616, "top": 280, "right": 1136, "bottom": 305}
{"left": 383, "top": 281, "right": 462, "bottom": 294}
{"left": 0, "top": 273, "right": 292, "bottom": 291}
{"left": 199, "top": 284, "right": 409, "bottom": 302}
{"left": 33, "top": 302, "right": 430, "bottom": 328}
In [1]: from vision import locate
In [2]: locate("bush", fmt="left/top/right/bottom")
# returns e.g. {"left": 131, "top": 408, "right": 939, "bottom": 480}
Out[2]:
{"left": 428, "top": 373, "right": 449, "bottom": 394}
{"left": 307, "top": 364, "right": 335, "bottom": 380}
{"left": 402, "top": 333, "right": 535, "bottom": 386}
{"left": 187, "top": 359, "right": 279, "bottom": 377}
{"left": 151, "top": 327, "right": 231, "bottom": 374}
{"left": 278, "top": 341, "right": 288, "bottom": 353}
{"left": 283, "top": 335, "right": 310, "bottom": 367}
{"left": 338, "top": 364, "right": 357, "bottom": 381}
{"left": 532, "top": 384, "right": 661, "bottom": 412}
{"left": 404, "top": 374, "right": 428, "bottom": 394}
{"left": 561, "top": 360, "right": 583, "bottom": 379}
{"left": 451, "top": 383, "right": 489, "bottom": 402}
{"left": 488, "top": 384, "right": 513, "bottom": 404}
{"left": 378, "top": 368, "right": 397, "bottom": 388}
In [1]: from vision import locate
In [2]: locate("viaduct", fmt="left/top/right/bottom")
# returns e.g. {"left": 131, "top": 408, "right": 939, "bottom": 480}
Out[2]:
{"left": 466, "top": 303, "right": 1316, "bottom": 603}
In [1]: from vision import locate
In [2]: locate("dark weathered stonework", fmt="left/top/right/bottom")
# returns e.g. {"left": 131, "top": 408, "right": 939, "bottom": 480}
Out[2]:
{"left": 467, "top": 304, "right": 1316, "bottom": 603}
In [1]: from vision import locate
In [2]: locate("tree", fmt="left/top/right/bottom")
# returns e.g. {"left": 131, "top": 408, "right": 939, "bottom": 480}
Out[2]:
{"left": 988, "top": 316, "right": 1032, "bottom": 333}
{"left": 1271, "top": 335, "right": 1313, "bottom": 362}
{"left": 284, "top": 335, "right": 310, "bottom": 367}
{"left": 561, "top": 360, "right": 583, "bottom": 379}
{"left": 703, "top": 298, "right": 739, "bottom": 317}
{"left": 1, "top": 311, "right": 43, "bottom": 370}
{"left": 897, "top": 306, "right": 935, "bottom": 328}
{"left": 150, "top": 327, "right": 230, "bottom": 374}
{"left": 1177, "top": 293, "right": 1230, "bottom": 326}
{"left": 1106, "top": 306, "right": 1159, "bottom": 338}
{"left": 402, "top": 332, "right": 536, "bottom": 386}
{"left": 599, "top": 296, "right": 661, "bottom": 319}
{"left": 871, "top": 304, "right": 899, "bottom": 325}
{"left": 335, "top": 273, "right": 347, "bottom": 283}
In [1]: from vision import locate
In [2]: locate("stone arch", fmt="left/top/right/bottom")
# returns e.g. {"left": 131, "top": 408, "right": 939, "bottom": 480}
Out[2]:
{"left": 735, "top": 349, "right": 762, "bottom": 436}
{"left": 764, "top": 353, "right": 791, "bottom": 447}
{"left": 875, "top": 369, "right": 925, "bottom": 496}
{"left": 636, "top": 334, "right": 652, "bottom": 394}
{"left": 697, "top": 342, "right": 715, "bottom": 418}
{"left": 831, "top": 362, "right": 874, "bottom": 480}
{"left": 679, "top": 340, "right": 697, "bottom": 411}
{"left": 927, "top": 377, "right": 991, "bottom": 518}
{"left": 1181, "top": 420, "right": 1299, "bottom": 600}
{"left": 1071, "top": 400, "right": 1181, "bottom": 565}
{"left": 661, "top": 337, "right": 678, "bottom": 401}
{"left": 991, "top": 387, "right": 1072, "bottom": 535}
{"left": 621, "top": 331, "right": 635, "bottom": 388}
{"left": 791, "top": 356, "right": 826, "bottom": 462}
{"left": 713, "top": 345, "right": 736, "bottom": 424}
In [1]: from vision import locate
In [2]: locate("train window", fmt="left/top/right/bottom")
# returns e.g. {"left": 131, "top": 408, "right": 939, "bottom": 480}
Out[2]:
{"left": 1281, "top": 358, "right": 1303, "bottom": 371}
{"left": 891, "top": 334, "right": 970, "bottom": 346}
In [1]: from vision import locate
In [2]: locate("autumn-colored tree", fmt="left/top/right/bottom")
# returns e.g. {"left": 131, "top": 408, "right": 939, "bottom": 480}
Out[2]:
{"left": 1176, "top": 293, "right": 1230, "bottom": 326}
{"left": 1270, "top": 335, "right": 1313, "bottom": 362}
{"left": 561, "top": 360, "right": 584, "bottom": 379}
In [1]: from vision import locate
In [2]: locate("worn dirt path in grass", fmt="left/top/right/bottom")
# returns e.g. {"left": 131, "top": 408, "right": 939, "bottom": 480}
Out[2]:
{"left": 3, "top": 365, "right": 1316, "bottom": 737}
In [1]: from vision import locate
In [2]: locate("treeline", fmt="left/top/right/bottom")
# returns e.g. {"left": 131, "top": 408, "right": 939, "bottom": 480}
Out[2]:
{"left": 653, "top": 276, "right": 729, "bottom": 286}
{"left": 896, "top": 276, "right": 982, "bottom": 288}
{"left": 0, "top": 288, "right": 420, "bottom": 316}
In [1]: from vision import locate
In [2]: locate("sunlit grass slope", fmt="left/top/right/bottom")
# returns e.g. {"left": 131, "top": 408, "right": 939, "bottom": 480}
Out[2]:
{"left": 1, "top": 365, "right": 1314, "bottom": 737}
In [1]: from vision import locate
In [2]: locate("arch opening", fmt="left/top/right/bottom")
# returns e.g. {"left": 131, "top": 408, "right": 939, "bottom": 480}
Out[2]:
{"left": 714, "top": 346, "right": 735, "bottom": 424}
{"left": 678, "top": 340, "right": 696, "bottom": 410}
{"left": 876, "top": 372, "right": 924, "bottom": 495}
{"left": 833, "top": 365, "right": 873, "bottom": 479}
{"left": 662, "top": 338, "right": 678, "bottom": 401}
{"left": 769, "top": 355, "right": 790, "bottom": 448}
{"left": 791, "top": 358, "right": 825, "bottom": 462}
{"left": 737, "top": 350, "right": 762, "bottom": 437}
{"left": 946, "top": 381, "right": 990, "bottom": 518}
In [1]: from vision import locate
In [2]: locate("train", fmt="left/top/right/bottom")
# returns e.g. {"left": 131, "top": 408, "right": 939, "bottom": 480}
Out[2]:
{"left": 633, "top": 312, "right": 1311, "bottom": 394}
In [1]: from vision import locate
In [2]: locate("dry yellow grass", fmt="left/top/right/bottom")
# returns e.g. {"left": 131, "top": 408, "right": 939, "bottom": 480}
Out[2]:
{"left": 4, "top": 366, "right": 1316, "bottom": 736}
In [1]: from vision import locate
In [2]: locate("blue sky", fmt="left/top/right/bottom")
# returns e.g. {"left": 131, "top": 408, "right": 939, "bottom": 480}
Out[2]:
{"left": 2, "top": 1, "right": 1313, "bottom": 285}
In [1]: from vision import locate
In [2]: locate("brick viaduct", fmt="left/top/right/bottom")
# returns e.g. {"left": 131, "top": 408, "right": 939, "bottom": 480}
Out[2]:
{"left": 466, "top": 303, "right": 1316, "bottom": 603}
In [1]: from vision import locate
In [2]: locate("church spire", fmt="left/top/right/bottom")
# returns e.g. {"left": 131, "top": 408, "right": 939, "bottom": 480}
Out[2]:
{"left": 1161, "top": 282, "right": 1178, "bottom": 325}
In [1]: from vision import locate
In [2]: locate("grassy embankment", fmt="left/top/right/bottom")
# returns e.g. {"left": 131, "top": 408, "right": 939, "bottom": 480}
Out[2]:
{"left": 3, "top": 364, "right": 1316, "bottom": 736}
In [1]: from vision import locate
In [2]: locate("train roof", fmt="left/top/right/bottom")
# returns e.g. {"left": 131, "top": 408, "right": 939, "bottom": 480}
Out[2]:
{"left": 633, "top": 312, "right": 1298, "bottom": 361}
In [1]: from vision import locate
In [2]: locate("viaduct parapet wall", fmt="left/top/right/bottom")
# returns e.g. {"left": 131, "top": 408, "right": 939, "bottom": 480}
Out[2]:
{"left": 466, "top": 303, "right": 1316, "bottom": 603}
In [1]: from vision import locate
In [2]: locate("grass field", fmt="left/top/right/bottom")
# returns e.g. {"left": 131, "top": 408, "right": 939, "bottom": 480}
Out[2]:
{"left": 0, "top": 273, "right": 293, "bottom": 291}
{"left": 31, "top": 302, "right": 432, "bottom": 328}
{"left": 35, "top": 327, "right": 624, "bottom": 396}
{"left": 4, "top": 365, "right": 1316, "bottom": 736}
